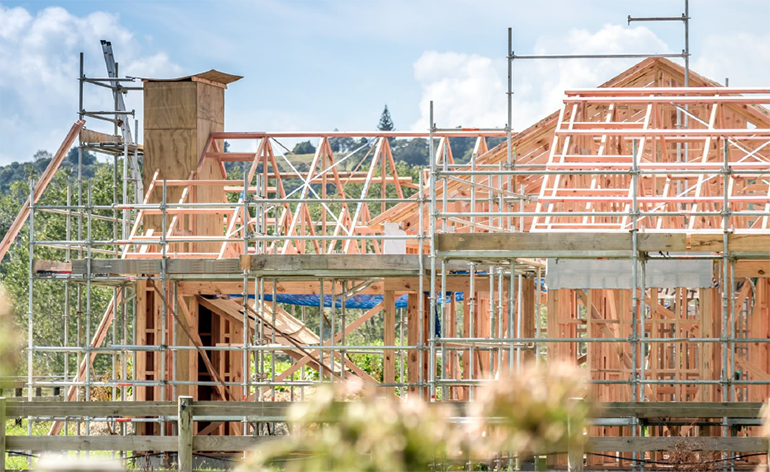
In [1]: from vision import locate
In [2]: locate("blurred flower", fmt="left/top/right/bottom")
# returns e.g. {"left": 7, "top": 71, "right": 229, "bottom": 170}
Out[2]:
{"left": 760, "top": 399, "right": 770, "bottom": 438}
{"left": 470, "top": 362, "right": 592, "bottom": 457}
{"left": 0, "top": 286, "right": 21, "bottom": 386}
{"left": 240, "top": 363, "right": 594, "bottom": 471}
{"left": 241, "top": 378, "right": 459, "bottom": 472}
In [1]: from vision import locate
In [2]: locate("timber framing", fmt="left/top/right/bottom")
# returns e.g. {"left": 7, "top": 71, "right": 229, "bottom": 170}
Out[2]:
{"left": 14, "top": 54, "right": 770, "bottom": 470}
{"left": 436, "top": 232, "right": 770, "bottom": 258}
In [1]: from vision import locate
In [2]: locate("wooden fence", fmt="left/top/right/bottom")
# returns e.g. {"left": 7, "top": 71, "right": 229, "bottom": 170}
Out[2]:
{"left": 1, "top": 398, "right": 768, "bottom": 472}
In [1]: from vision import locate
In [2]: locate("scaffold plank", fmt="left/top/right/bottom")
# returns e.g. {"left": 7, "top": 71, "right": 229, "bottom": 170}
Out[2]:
{"left": 436, "top": 233, "right": 688, "bottom": 253}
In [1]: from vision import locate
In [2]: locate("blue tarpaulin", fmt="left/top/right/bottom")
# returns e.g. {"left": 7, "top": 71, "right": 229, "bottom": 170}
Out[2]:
{"left": 228, "top": 293, "right": 467, "bottom": 338}
{"left": 233, "top": 292, "right": 465, "bottom": 310}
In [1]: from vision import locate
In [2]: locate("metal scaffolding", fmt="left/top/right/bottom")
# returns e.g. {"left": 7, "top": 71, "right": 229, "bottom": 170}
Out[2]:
{"left": 9, "top": 13, "right": 770, "bottom": 470}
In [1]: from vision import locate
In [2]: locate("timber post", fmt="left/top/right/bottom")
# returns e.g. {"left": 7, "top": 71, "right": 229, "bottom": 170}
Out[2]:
{"left": 567, "top": 396, "right": 584, "bottom": 472}
{"left": 178, "top": 396, "right": 193, "bottom": 472}
{"left": 0, "top": 397, "right": 5, "bottom": 472}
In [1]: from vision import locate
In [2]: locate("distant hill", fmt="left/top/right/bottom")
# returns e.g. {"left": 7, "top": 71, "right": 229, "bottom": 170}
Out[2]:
{"left": 0, "top": 135, "right": 506, "bottom": 197}
{"left": 0, "top": 147, "right": 102, "bottom": 194}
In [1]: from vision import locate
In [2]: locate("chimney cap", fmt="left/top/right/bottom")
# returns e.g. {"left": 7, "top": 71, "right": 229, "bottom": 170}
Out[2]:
{"left": 142, "top": 69, "right": 242, "bottom": 88}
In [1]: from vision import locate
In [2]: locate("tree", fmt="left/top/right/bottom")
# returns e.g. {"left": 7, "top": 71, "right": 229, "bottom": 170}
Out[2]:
{"left": 391, "top": 138, "right": 429, "bottom": 166}
{"left": 34, "top": 150, "right": 52, "bottom": 162}
{"left": 64, "top": 147, "right": 96, "bottom": 166}
{"left": 292, "top": 141, "right": 316, "bottom": 155}
{"left": 448, "top": 137, "right": 473, "bottom": 163}
{"left": 329, "top": 129, "right": 355, "bottom": 154}
{"left": 0, "top": 164, "right": 117, "bottom": 377}
{"left": 377, "top": 105, "right": 395, "bottom": 132}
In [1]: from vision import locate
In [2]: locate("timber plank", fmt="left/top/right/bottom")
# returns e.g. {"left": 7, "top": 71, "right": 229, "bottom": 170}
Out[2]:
{"left": 736, "top": 260, "right": 770, "bottom": 277}
{"left": 584, "top": 437, "right": 765, "bottom": 453}
{"left": 7, "top": 435, "right": 761, "bottom": 454}
{"left": 599, "top": 402, "right": 763, "bottom": 418}
{"left": 8, "top": 401, "right": 176, "bottom": 418}
{"left": 5, "top": 436, "right": 273, "bottom": 452}
{"left": 17, "top": 400, "right": 765, "bottom": 420}
{"left": 690, "top": 234, "right": 770, "bottom": 252}
{"left": 435, "top": 233, "right": 686, "bottom": 253}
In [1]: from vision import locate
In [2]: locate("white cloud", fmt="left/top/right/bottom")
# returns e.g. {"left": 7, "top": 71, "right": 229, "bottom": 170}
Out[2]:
{"left": 411, "top": 24, "right": 671, "bottom": 132}
{"left": 0, "top": 5, "right": 31, "bottom": 40}
{"left": 0, "top": 4, "right": 181, "bottom": 165}
{"left": 412, "top": 51, "right": 507, "bottom": 130}
{"left": 691, "top": 32, "right": 770, "bottom": 87}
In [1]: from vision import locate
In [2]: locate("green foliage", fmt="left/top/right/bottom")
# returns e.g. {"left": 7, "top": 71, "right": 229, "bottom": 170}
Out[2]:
{"left": 0, "top": 147, "right": 100, "bottom": 194}
{"left": 377, "top": 105, "right": 395, "bottom": 132}
{"left": 391, "top": 138, "right": 428, "bottom": 166}
{"left": 292, "top": 141, "right": 316, "bottom": 155}
{"left": 329, "top": 129, "right": 360, "bottom": 154}
{"left": 257, "top": 353, "right": 318, "bottom": 393}
{"left": 0, "top": 157, "right": 125, "bottom": 378}
{"left": 348, "top": 343, "right": 383, "bottom": 381}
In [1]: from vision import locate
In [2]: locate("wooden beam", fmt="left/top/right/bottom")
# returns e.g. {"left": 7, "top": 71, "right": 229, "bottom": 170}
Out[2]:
{"left": 383, "top": 291, "right": 396, "bottom": 394}
{"left": 242, "top": 254, "right": 432, "bottom": 274}
{"left": 736, "top": 260, "right": 770, "bottom": 277}
{"left": 435, "top": 232, "right": 686, "bottom": 253}
{"left": 7, "top": 434, "right": 765, "bottom": 454}
{"left": 583, "top": 437, "right": 766, "bottom": 454}
{"left": 0, "top": 397, "right": 5, "bottom": 472}
{"left": 691, "top": 234, "right": 770, "bottom": 252}
{"left": 162, "top": 289, "right": 236, "bottom": 401}
{"left": 14, "top": 400, "right": 770, "bottom": 420}
{"left": 32, "top": 259, "right": 72, "bottom": 274}
{"left": 407, "top": 293, "right": 424, "bottom": 400}
{"left": 177, "top": 396, "right": 193, "bottom": 472}
{"left": 6, "top": 435, "right": 275, "bottom": 452}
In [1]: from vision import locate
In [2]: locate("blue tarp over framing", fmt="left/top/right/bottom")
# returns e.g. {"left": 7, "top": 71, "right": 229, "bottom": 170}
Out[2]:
{"left": 234, "top": 292, "right": 465, "bottom": 310}
{"left": 229, "top": 293, "right": 470, "bottom": 338}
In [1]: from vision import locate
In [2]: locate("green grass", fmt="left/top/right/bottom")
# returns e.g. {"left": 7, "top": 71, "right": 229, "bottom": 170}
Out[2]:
{"left": 4, "top": 419, "right": 160, "bottom": 470}
{"left": 5, "top": 419, "right": 57, "bottom": 470}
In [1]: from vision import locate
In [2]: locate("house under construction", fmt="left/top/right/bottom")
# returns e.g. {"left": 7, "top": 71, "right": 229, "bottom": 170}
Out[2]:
{"left": 3, "top": 30, "right": 770, "bottom": 471}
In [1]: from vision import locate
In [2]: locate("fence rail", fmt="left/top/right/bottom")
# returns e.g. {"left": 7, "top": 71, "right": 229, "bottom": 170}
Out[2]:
{"left": 1, "top": 398, "right": 768, "bottom": 471}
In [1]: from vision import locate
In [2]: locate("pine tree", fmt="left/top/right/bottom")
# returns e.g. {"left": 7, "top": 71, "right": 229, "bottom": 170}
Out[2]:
{"left": 378, "top": 105, "right": 395, "bottom": 132}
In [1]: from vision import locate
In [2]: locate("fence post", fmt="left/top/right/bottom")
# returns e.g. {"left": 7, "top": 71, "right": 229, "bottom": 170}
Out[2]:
{"left": 567, "top": 439, "right": 584, "bottom": 472}
{"left": 1, "top": 397, "right": 6, "bottom": 472}
{"left": 178, "top": 396, "right": 192, "bottom": 472}
{"left": 567, "top": 396, "right": 584, "bottom": 472}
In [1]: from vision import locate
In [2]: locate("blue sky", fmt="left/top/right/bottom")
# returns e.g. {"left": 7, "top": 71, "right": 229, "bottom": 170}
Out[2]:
{"left": 1, "top": 0, "right": 769, "bottom": 164}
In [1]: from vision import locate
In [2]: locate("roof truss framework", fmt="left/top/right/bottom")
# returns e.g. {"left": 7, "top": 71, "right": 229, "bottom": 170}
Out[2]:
{"left": 122, "top": 131, "right": 505, "bottom": 258}
{"left": 531, "top": 89, "right": 770, "bottom": 233}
